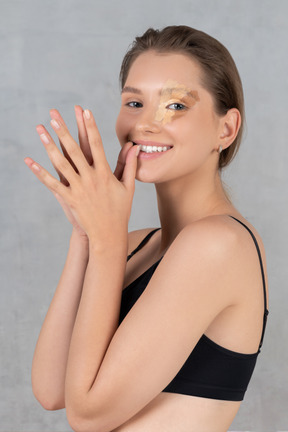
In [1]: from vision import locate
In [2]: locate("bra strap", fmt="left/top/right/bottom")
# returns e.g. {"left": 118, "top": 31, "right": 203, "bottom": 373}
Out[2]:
{"left": 229, "top": 216, "right": 269, "bottom": 349}
{"left": 127, "top": 228, "right": 161, "bottom": 262}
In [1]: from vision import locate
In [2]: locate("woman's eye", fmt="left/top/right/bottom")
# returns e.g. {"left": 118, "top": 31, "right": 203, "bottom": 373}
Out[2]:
{"left": 167, "top": 103, "right": 186, "bottom": 111}
{"left": 126, "top": 101, "right": 143, "bottom": 108}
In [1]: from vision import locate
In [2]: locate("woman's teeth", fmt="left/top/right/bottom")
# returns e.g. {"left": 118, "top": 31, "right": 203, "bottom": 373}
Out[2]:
{"left": 137, "top": 144, "right": 172, "bottom": 153}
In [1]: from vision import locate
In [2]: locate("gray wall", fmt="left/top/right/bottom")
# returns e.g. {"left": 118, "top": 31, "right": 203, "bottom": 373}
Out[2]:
{"left": 1, "top": 0, "right": 287, "bottom": 430}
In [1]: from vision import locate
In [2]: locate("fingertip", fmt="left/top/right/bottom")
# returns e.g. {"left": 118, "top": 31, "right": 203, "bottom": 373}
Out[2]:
{"left": 49, "top": 108, "right": 58, "bottom": 118}
{"left": 135, "top": 145, "right": 140, "bottom": 157}
{"left": 36, "top": 124, "right": 45, "bottom": 133}
{"left": 75, "top": 105, "right": 83, "bottom": 114}
{"left": 126, "top": 143, "right": 140, "bottom": 162}
{"left": 83, "top": 109, "right": 91, "bottom": 120}
{"left": 75, "top": 106, "right": 84, "bottom": 122}
{"left": 123, "top": 141, "right": 133, "bottom": 152}
{"left": 129, "top": 143, "right": 140, "bottom": 156}
{"left": 24, "top": 157, "right": 40, "bottom": 172}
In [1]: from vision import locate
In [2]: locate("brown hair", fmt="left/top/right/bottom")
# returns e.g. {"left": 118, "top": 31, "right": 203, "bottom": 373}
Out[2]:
{"left": 119, "top": 26, "right": 244, "bottom": 169}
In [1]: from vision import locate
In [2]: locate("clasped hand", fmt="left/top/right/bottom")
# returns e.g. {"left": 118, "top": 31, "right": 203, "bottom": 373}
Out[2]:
{"left": 25, "top": 107, "right": 139, "bottom": 243}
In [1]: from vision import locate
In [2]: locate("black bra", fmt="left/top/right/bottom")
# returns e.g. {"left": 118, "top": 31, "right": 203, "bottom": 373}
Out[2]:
{"left": 119, "top": 216, "right": 268, "bottom": 401}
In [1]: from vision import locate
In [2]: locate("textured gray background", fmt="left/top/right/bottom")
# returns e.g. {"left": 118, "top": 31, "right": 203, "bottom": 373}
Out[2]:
{"left": 0, "top": 0, "right": 287, "bottom": 431}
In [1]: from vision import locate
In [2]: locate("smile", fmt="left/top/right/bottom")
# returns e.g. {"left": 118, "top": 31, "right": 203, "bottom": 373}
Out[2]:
{"left": 139, "top": 145, "right": 172, "bottom": 153}
{"left": 133, "top": 142, "right": 173, "bottom": 153}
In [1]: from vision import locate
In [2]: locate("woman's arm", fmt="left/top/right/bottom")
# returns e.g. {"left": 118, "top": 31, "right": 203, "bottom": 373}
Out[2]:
{"left": 29, "top": 107, "right": 139, "bottom": 411}
{"left": 31, "top": 226, "right": 147, "bottom": 411}
{"left": 26, "top": 108, "right": 139, "bottom": 415}
{"left": 31, "top": 106, "right": 92, "bottom": 409}
{"left": 64, "top": 218, "right": 249, "bottom": 432}
{"left": 31, "top": 230, "right": 89, "bottom": 410}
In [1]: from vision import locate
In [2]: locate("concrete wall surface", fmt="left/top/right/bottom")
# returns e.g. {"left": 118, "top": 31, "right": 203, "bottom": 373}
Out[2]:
{"left": 0, "top": 0, "right": 287, "bottom": 430}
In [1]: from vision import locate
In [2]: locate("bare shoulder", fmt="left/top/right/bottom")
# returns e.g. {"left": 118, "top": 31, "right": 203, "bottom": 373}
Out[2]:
{"left": 170, "top": 215, "right": 242, "bottom": 253}
{"left": 177, "top": 214, "right": 263, "bottom": 249}
{"left": 166, "top": 214, "right": 266, "bottom": 283}
{"left": 127, "top": 227, "right": 159, "bottom": 256}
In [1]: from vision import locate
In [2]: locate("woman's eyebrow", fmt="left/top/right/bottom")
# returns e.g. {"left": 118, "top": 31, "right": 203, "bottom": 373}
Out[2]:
{"left": 121, "top": 86, "right": 199, "bottom": 101}
{"left": 162, "top": 88, "right": 200, "bottom": 101}
{"left": 121, "top": 86, "right": 142, "bottom": 95}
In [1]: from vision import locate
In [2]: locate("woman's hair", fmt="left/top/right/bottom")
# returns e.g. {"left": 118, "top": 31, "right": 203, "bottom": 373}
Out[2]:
{"left": 119, "top": 25, "right": 244, "bottom": 169}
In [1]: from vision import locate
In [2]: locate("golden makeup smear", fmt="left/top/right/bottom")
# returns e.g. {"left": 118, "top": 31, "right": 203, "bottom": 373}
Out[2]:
{"left": 155, "top": 80, "right": 200, "bottom": 125}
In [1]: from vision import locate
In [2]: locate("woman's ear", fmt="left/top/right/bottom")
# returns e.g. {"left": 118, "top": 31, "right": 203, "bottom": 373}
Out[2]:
{"left": 218, "top": 108, "right": 241, "bottom": 150}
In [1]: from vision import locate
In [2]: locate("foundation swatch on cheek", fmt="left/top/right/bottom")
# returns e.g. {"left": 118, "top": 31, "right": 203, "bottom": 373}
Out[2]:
{"left": 155, "top": 80, "right": 200, "bottom": 125}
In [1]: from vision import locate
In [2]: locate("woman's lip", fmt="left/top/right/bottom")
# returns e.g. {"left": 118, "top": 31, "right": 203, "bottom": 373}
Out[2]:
{"left": 132, "top": 140, "right": 173, "bottom": 147}
{"left": 137, "top": 148, "right": 172, "bottom": 160}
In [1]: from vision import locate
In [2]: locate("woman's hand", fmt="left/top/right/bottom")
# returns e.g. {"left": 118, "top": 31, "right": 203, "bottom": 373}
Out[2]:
{"left": 48, "top": 106, "right": 90, "bottom": 239}
{"left": 25, "top": 107, "right": 139, "bottom": 245}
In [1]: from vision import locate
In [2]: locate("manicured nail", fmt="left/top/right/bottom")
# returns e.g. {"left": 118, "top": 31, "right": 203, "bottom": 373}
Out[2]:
{"left": 32, "top": 163, "right": 40, "bottom": 172}
{"left": 51, "top": 119, "right": 61, "bottom": 129}
{"left": 40, "top": 133, "right": 49, "bottom": 144}
{"left": 84, "top": 109, "right": 91, "bottom": 120}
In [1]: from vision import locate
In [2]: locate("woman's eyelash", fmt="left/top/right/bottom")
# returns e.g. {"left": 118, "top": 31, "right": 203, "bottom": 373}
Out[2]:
{"left": 124, "top": 101, "right": 186, "bottom": 110}
{"left": 126, "top": 101, "right": 143, "bottom": 108}
{"left": 167, "top": 103, "right": 186, "bottom": 110}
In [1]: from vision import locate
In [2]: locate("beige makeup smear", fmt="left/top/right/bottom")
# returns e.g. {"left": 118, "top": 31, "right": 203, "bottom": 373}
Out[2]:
{"left": 155, "top": 80, "right": 200, "bottom": 125}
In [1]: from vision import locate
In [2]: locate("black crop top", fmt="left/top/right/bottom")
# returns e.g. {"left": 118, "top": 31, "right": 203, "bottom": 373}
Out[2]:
{"left": 119, "top": 216, "right": 268, "bottom": 401}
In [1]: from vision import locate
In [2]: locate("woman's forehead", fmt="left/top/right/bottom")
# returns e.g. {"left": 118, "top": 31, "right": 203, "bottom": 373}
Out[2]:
{"left": 125, "top": 51, "right": 202, "bottom": 89}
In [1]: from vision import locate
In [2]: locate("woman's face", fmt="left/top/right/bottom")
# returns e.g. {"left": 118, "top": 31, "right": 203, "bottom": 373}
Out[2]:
{"left": 115, "top": 51, "right": 223, "bottom": 184}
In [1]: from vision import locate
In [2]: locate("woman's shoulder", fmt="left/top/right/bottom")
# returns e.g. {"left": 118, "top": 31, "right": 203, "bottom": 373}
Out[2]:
{"left": 181, "top": 213, "right": 263, "bottom": 243}
{"left": 169, "top": 214, "right": 266, "bottom": 272}
{"left": 158, "top": 214, "right": 267, "bottom": 308}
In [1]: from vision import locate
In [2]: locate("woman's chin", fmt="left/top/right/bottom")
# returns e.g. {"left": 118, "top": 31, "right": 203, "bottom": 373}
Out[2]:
{"left": 135, "top": 165, "right": 165, "bottom": 184}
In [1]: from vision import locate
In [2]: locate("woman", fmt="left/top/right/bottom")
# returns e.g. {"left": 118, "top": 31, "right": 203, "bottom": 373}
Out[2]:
{"left": 25, "top": 26, "right": 268, "bottom": 432}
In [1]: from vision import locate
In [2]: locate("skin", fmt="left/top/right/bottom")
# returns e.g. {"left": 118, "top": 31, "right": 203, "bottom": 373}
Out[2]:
{"left": 154, "top": 79, "right": 200, "bottom": 125}
{"left": 25, "top": 52, "right": 268, "bottom": 432}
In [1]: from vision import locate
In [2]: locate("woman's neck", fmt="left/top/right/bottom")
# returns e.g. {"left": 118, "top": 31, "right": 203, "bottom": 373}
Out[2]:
{"left": 155, "top": 169, "right": 233, "bottom": 254}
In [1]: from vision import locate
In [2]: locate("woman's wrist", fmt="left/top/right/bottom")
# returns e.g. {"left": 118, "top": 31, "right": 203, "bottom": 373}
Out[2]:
{"left": 88, "top": 228, "right": 128, "bottom": 257}
{"left": 70, "top": 229, "right": 89, "bottom": 254}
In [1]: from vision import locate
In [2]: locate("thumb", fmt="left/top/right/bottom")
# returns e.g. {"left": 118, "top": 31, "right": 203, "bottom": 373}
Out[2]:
{"left": 114, "top": 141, "right": 133, "bottom": 180}
{"left": 121, "top": 145, "right": 140, "bottom": 189}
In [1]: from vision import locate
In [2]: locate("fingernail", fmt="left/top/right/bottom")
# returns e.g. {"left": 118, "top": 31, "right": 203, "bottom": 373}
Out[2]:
{"left": 51, "top": 119, "right": 61, "bottom": 129}
{"left": 40, "top": 133, "right": 50, "bottom": 144}
{"left": 32, "top": 163, "right": 40, "bottom": 172}
{"left": 84, "top": 109, "right": 91, "bottom": 120}
{"left": 136, "top": 145, "right": 140, "bottom": 156}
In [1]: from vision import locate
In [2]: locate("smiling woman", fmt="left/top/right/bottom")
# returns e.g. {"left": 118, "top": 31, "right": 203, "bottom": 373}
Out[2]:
{"left": 25, "top": 25, "right": 268, "bottom": 432}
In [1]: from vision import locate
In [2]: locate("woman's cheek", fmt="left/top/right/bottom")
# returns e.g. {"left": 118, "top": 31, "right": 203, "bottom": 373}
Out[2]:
{"left": 115, "top": 111, "right": 131, "bottom": 144}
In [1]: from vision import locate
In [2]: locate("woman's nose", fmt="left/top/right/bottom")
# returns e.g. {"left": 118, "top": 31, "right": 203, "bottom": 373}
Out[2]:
{"left": 134, "top": 108, "right": 162, "bottom": 134}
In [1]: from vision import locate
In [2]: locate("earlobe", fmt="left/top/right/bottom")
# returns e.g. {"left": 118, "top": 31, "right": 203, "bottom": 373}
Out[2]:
{"left": 219, "top": 109, "right": 241, "bottom": 150}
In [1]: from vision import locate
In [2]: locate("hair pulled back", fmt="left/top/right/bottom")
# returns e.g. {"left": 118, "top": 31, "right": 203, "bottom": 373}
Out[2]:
{"left": 119, "top": 26, "right": 244, "bottom": 169}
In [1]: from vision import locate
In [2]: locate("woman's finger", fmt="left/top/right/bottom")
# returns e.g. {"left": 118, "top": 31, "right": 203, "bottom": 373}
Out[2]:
{"left": 121, "top": 144, "right": 140, "bottom": 190}
{"left": 59, "top": 140, "right": 78, "bottom": 175}
{"left": 82, "top": 109, "right": 110, "bottom": 170}
{"left": 36, "top": 125, "right": 78, "bottom": 186}
{"left": 36, "top": 121, "right": 72, "bottom": 186}
{"left": 24, "top": 157, "right": 70, "bottom": 199}
{"left": 55, "top": 107, "right": 93, "bottom": 175}
{"left": 49, "top": 110, "right": 89, "bottom": 175}
{"left": 113, "top": 142, "right": 134, "bottom": 180}
{"left": 74, "top": 105, "right": 93, "bottom": 165}
{"left": 49, "top": 110, "right": 79, "bottom": 175}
